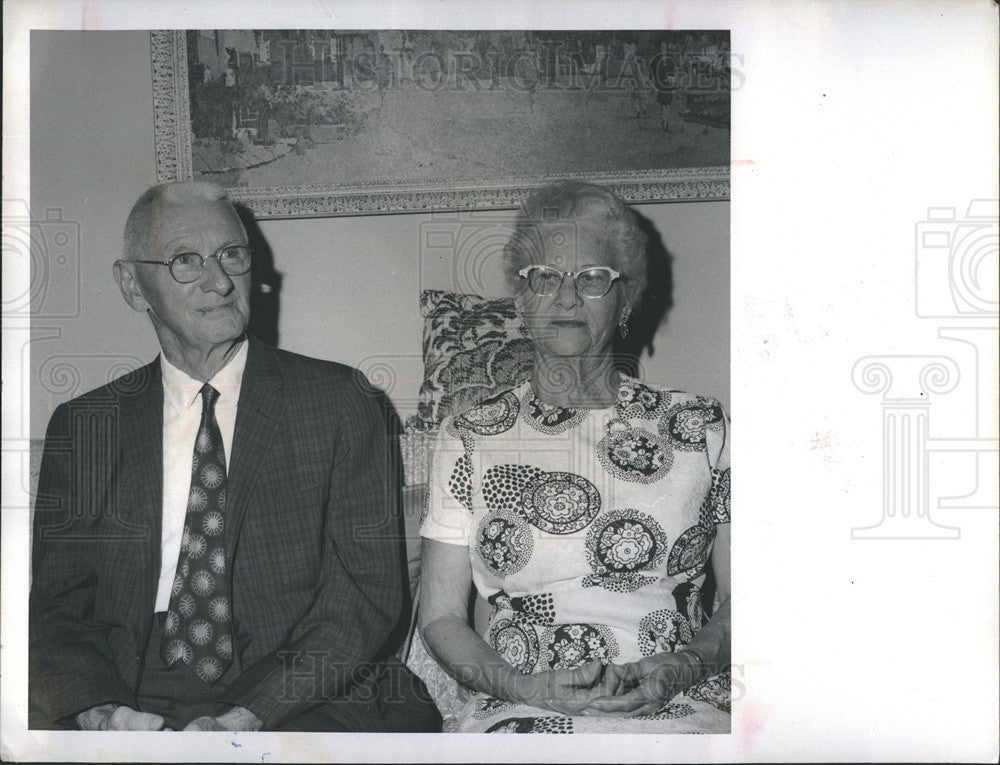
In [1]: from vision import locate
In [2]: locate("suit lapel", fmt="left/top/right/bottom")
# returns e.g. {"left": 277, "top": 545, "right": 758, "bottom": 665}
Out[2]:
{"left": 226, "top": 336, "right": 285, "bottom": 560}
{"left": 114, "top": 358, "right": 164, "bottom": 615}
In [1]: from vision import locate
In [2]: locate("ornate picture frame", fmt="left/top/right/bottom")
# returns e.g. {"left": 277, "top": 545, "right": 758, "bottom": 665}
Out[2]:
{"left": 151, "top": 30, "right": 731, "bottom": 219}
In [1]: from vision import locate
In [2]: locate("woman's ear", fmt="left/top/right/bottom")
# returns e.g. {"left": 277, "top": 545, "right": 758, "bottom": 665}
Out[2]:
{"left": 113, "top": 260, "right": 150, "bottom": 313}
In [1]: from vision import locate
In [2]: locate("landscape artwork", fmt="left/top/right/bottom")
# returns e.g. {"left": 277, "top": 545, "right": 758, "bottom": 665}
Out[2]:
{"left": 152, "top": 30, "right": 732, "bottom": 217}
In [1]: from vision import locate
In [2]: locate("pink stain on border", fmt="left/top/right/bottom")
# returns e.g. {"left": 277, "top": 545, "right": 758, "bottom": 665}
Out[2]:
{"left": 738, "top": 701, "right": 766, "bottom": 750}
{"left": 663, "top": 3, "right": 674, "bottom": 29}
{"left": 732, "top": 159, "right": 756, "bottom": 166}
{"left": 809, "top": 429, "right": 841, "bottom": 465}
{"left": 81, "top": 2, "right": 100, "bottom": 29}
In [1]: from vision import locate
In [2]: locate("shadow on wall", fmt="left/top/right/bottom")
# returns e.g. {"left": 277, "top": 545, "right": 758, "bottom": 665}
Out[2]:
{"left": 235, "top": 204, "right": 282, "bottom": 348}
{"left": 614, "top": 207, "right": 675, "bottom": 377}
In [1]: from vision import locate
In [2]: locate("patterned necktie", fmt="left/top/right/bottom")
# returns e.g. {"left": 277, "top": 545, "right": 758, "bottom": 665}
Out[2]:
{"left": 160, "top": 383, "right": 234, "bottom": 684}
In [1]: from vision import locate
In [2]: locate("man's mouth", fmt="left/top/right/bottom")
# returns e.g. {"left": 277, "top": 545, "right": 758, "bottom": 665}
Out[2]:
{"left": 199, "top": 302, "right": 235, "bottom": 314}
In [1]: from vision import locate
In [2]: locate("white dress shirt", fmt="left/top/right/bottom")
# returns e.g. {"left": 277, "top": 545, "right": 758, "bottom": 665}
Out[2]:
{"left": 154, "top": 340, "right": 248, "bottom": 612}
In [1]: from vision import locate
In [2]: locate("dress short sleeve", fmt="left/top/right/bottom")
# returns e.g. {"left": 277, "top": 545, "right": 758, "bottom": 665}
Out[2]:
{"left": 703, "top": 400, "right": 731, "bottom": 525}
{"left": 420, "top": 417, "right": 475, "bottom": 546}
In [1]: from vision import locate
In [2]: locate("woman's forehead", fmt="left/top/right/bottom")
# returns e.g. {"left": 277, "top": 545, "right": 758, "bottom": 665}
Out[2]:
{"left": 534, "top": 222, "right": 617, "bottom": 268}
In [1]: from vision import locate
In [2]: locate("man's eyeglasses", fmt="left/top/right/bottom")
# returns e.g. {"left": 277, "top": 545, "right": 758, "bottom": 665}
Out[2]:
{"left": 130, "top": 245, "right": 252, "bottom": 284}
{"left": 518, "top": 265, "right": 622, "bottom": 299}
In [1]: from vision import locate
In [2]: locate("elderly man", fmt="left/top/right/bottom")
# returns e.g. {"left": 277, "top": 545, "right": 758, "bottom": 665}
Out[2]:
{"left": 29, "top": 181, "right": 440, "bottom": 732}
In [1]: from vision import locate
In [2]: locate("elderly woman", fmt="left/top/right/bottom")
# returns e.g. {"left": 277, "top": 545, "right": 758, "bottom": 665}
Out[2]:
{"left": 418, "top": 181, "right": 731, "bottom": 733}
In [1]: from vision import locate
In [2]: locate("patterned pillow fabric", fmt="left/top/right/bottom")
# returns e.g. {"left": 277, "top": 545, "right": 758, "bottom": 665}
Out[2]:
{"left": 405, "top": 290, "right": 534, "bottom": 433}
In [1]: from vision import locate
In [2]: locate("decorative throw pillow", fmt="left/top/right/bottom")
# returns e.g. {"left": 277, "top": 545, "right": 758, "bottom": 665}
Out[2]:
{"left": 404, "top": 290, "right": 534, "bottom": 433}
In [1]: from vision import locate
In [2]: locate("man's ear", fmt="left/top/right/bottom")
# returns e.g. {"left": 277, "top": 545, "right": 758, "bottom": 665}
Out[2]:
{"left": 113, "top": 260, "right": 150, "bottom": 313}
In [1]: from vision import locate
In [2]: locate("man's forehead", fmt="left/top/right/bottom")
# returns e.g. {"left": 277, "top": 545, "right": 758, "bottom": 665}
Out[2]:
{"left": 151, "top": 199, "right": 244, "bottom": 243}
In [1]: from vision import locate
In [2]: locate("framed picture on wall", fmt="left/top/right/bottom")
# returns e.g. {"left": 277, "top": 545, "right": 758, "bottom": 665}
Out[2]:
{"left": 151, "top": 29, "right": 731, "bottom": 218}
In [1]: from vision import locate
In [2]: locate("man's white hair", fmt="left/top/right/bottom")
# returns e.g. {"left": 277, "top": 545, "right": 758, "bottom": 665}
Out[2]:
{"left": 122, "top": 181, "right": 245, "bottom": 261}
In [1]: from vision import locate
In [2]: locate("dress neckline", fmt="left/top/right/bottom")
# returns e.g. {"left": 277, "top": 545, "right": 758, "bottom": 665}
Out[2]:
{"left": 523, "top": 373, "right": 638, "bottom": 415}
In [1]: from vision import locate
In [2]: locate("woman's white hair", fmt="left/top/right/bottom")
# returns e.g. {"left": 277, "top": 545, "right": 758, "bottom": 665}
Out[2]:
{"left": 123, "top": 181, "right": 244, "bottom": 261}
{"left": 502, "top": 180, "right": 648, "bottom": 310}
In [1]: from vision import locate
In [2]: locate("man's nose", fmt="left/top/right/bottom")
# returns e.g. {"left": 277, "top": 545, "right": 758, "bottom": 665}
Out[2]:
{"left": 554, "top": 273, "right": 581, "bottom": 308}
{"left": 199, "top": 256, "right": 235, "bottom": 294}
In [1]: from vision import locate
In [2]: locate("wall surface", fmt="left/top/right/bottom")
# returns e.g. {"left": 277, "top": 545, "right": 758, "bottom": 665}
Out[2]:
{"left": 30, "top": 30, "right": 729, "bottom": 434}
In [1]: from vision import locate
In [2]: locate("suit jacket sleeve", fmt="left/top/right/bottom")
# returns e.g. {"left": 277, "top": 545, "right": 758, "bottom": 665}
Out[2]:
{"left": 29, "top": 402, "right": 137, "bottom": 728}
{"left": 217, "top": 377, "right": 404, "bottom": 729}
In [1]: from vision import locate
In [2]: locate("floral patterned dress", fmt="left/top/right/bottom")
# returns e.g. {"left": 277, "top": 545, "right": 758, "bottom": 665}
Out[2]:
{"left": 420, "top": 376, "right": 732, "bottom": 733}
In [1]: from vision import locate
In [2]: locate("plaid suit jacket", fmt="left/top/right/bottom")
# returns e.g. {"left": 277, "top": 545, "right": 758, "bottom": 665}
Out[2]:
{"left": 29, "top": 336, "right": 406, "bottom": 729}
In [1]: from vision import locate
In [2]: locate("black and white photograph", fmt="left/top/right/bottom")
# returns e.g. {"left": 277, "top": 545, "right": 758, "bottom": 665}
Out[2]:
{"left": 22, "top": 17, "right": 733, "bottom": 740}
{"left": 2, "top": 0, "right": 997, "bottom": 762}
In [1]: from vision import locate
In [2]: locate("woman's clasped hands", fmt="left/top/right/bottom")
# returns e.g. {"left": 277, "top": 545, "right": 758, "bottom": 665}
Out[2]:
{"left": 511, "top": 651, "right": 700, "bottom": 717}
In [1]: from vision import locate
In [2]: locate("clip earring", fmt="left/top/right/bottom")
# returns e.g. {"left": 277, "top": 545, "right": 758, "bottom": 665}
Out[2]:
{"left": 618, "top": 308, "right": 631, "bottom": 337}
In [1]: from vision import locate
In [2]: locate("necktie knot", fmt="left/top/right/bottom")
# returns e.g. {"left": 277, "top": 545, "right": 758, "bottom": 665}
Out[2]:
{"left": 200, "top": 383, "right": 219, "bottom": 413}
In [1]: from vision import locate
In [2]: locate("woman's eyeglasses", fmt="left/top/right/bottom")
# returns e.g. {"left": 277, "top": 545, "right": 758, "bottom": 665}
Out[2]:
{"left": 518, "top": 265, "right": 621, "bottom": 299}
{"left": 130, "top": 245, "right": 252, "bottom": 284}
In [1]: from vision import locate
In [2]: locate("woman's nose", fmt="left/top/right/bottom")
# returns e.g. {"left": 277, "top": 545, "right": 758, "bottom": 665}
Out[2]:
{"left": 555, "top": 274, "right": 581, "bottom": 308}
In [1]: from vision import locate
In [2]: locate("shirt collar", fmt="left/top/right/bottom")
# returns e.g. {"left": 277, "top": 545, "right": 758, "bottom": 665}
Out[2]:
{"left": 161, "top": 339, "right": 249, "bottom": 412}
